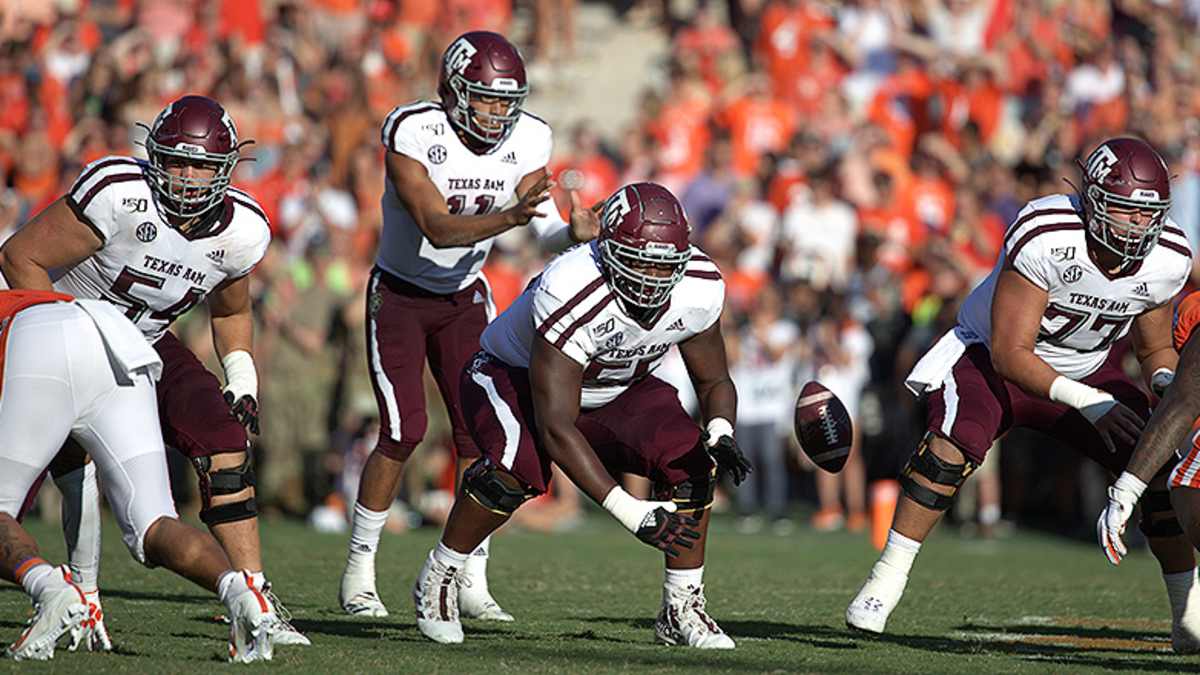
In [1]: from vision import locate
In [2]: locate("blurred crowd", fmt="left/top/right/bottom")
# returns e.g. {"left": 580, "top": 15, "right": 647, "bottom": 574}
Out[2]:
{"left": 4, "top": 0, "right": 1200, "bottom": 540}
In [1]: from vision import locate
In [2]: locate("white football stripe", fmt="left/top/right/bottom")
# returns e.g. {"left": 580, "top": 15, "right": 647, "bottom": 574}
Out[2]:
{"left": 796, "top": 391, "right": 834, "bottom": 408}
{"left": 809, "top": 447, "right": 850, "bottom": 464}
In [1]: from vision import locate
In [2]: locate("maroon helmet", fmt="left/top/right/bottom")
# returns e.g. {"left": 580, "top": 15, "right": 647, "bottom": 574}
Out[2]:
{"left": 141, "top": 95, "right": 245, "bottom": 219}
{"left": 598, "top": 182, "right": 693, "bottom": 310}
{"left": 1079, "top": 137, "right": 1172, "bottom": 263}
{"left": 437, "top": 31, "right": 528, "bottom": 149}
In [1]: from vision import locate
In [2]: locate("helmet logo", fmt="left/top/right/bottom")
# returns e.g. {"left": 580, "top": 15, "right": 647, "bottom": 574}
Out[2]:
{"left": 445, "top": 38, "right": 477, "bottom": 74}
{"left": 602, "top": 189, "right": 632, "bottom": 229}
{"left": 1131, "top": 188, "right": 1160, "bottom": 200}
{"left": 1087, "top": 145, "right": 1119, "bottom": 182}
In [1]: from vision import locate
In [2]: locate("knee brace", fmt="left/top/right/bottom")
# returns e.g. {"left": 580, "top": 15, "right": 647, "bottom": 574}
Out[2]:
{"left": 654, "top": 469, "right": 716, "bottom": 514}
{"left": 192, "top": 454, "right": 258, "bottom": 527}
{"left": 900, "top": 433, "right": 977, "bottom": 511}
{"left": 462, "top": 458, "right": 533, "bottom": 516}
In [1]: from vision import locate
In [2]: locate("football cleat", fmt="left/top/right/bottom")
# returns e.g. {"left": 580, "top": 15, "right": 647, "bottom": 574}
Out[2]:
{"left": 845, "top": 562, "right": 908, "bottom": 634}
{"left": 55, "top": 567, "right": 112, "bottom": 653}
{"left": 412, "top": 553, "right": 464, "bottom": 644}
{"left": 655, "top": 584, "right": 734, "bottom": 649}
{"left": 6, "top": 583, "right": 88, "bottom": 661}
{"left": 227, "top": 576, "right": 277, "bottom": 663}
{"left": 1173, "top": 615, "right": 1200, "bottom": 654}
{"left": 458, "top": 572, "right": 513, "bottom": 622}
{"left": 339, "top": 568, "right": 389, "bottom": 618}
{"left": 260, "top": 582, "right": 311, "bottom": 647}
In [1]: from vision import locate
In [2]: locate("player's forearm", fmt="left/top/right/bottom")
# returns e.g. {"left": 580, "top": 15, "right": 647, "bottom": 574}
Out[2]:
{"left": 538, "top": 422, "right": 617, "bottom": 504}
{"left": 696, "top": 377, "right": 738, "bottom": 428}
{"left": 210, "top": 310, "right": 254, "bottom": 359}
{"left": 991, "top": 346, "right": 1059, "bottom": 399}
{"left": 1138, "top": 347, "right": 1178, "bottom": 392}
{"left": 0, "top": 249, "right": 54, "bottom": 291}
{"left": 1126, "top": 385, "right": 1200, "bottom": 481}
{"left": 423, "top": 210, "right": 519, "bottom": 248}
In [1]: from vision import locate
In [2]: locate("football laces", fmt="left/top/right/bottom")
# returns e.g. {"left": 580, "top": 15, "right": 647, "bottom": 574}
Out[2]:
{"left": 818, "top": 404, "right": 839, "bottom": 446}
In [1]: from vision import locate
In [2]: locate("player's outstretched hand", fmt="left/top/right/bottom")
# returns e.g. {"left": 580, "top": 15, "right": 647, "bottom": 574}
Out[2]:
{"left": 224, "top": 390, "right": 260, "bottom": 435}
{"left": 567, "top": 190, "right": 601, "bottom": 243}
{"left": 1096, "top": 472, "right": 1146, "bottom": 565}
{"left": 507, "top": 173, "right": 554, "bottom": 227}
{"left": 1091, "top": 401, "right": 1144, "bottom": 453}
{"left": 709, "top": 436, "right": 753, "bottom": 486}
{"left": 636, "top": 506, "right": 702, "bottom": 558}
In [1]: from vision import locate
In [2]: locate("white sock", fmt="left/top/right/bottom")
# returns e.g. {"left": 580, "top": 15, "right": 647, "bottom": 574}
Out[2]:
{"left": 664, "top": 566, "right": 704, "bottom": 590}
{"left": 877, "top": 529, "right": 922, "bottom": 577}
{"left": 19, "top": 562, "right": 58, "bottom": 601}
{"left": 346, "top": 503, "right": 389, "bottom": 577}
{"left": 433, "top": 542, "right": 469, "bottom": 569}
{"left": 1164, "top": 568, "right": 1200, "bottom": 621}
{"left": 56, "top": 462, "right": 102, "bottom": 593}
{"left": 464, "top": 535, "right": 490, "bottom": 579}
{"left": 979, "top": 504, "right": 1001, "bottom": 526}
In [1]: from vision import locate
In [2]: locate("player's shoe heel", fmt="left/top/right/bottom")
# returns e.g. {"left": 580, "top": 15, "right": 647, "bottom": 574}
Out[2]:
{"left": 846, "top": 564, "right": 907, "bottom": 634}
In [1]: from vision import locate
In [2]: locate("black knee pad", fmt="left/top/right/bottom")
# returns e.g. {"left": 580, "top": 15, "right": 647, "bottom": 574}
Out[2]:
{"left": 192, "top": 454, "right": 258, "bottom": 526}
{"left": 654, "top": 469, "right": 716, "bottom": 514}
{"left": 462, "top": 458, "right": 533, "bottom": 516}
{"left": 1140, "top": 488, "right": 1185, "bottom": 538}
{"left": 900, "top": 433, "right": 977, "bottom": 511}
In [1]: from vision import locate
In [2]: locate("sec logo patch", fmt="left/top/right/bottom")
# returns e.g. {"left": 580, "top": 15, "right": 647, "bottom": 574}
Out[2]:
{"left": 428, "top": 145, "right": 448, "bottom": 164}
{"left": 1062, "top": 264, "right": 1083, "bottom": 284}
{"left": 136, "top": 221, "right": 157, "bottom": 243}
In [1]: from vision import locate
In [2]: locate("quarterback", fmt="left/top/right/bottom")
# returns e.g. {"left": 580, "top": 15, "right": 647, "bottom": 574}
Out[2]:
{"left": 846, "top": 137, "right": 1200, "bottom": 652}
{"left": 411, "top": 182, "right": 752, "bottom": 648}
{"left": 339, "top": 30, "right": 599, "bottom": 619}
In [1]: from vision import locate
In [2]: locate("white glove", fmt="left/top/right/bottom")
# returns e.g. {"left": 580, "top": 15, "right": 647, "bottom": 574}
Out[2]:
{"left": 1151, "top": 368, "right": 1175, "bottom": 398}
{"left": 68, "top": 589, "right": 113, "bottom": 652}
{"left": 1097, "top": 471, "right": 1147, "bottom": 566}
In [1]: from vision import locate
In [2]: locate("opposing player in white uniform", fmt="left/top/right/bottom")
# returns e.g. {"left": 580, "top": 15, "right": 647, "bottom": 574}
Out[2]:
{"left": 339, "top": 31, "right": 600, "bottom": 619}
{"left": 411, "top": 182, "right": 752, "bottom": 648}
{"left": 846, "top": 137, "right": 1200, "bottom": 651}
{"left": 0, "top": 95, "right": 308, "bottom": 646}
{"left": 0, "top": 291, "right": 278, "bottom": 663}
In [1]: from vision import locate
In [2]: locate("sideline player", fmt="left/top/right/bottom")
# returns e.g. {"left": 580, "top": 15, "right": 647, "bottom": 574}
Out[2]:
{"left": 0, "top": 290, "right": 278, "bottom": 662}
{"left": 410, "top": 182, "right": 751, "bottom": 647}
{"left": 339, "top": 30, "right": 600, "bottom": 619}
{"left": 845, "top": 137, "right": 1200, "bottom": 651}
{"left": 0, "top": 95, "right": 306, "bottom": 645}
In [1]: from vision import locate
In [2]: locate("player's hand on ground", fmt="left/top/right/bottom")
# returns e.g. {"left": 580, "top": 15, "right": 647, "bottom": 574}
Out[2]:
{"left": 506, "top": 173, "right": 554, "bottom": 227}
{"left": 1090, "top": 401, "right": 1144, "bottom": 453}
{"left": 635, "top": 506, "right": 702, "bottom": 558}
{"left": 1096, "top": 473, "right": 1146, "bottom": 565}
{"left": 708, "top": 436, "right": 752, "bottom": 486}
{"left": 224, "top": 390, "right": 260, "bottom": 435}
{"left": 567, "top": 190, "right": 601, "bottom": 243}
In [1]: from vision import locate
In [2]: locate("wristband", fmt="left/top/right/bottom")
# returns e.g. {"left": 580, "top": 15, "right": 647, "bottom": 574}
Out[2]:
{"left": 1049, "top": 376, "right": 1114, "bottom": 423}
{"left": 221, "top": 350, "right": 258, "bottom": 400}
{"left": 602, "top": 486, "right": 661, "bottom": 533}
{"left": 1113, "top": 471, "right": 1148, "bottom": 501}
{"left": 704, "top": 418, "right": 734, "bottom": 448}
{"left": 1151, "top": 368, "right": 1175, "bottom": 397}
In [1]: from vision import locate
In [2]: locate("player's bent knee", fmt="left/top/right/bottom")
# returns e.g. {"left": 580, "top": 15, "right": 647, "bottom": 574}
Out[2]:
{"left": 900, "top": 433, "right": 978, "bottom": 511}
{"left": 461, "top": 458, "right": 534, "bottom": 516}
{"left": 1140, "top": 488, "right": 1185, "bottom": 538}
{"left": 655, "top": 470, "right": 715, "bottom": 515}
{"left": 191, "top": 452, "right": 258, "bottom": 527}
{"left": 126, "top": 514, "right": 174, "bottom": 565}
{"left": 374, "top": 438, "right": 419, "bottom": 462}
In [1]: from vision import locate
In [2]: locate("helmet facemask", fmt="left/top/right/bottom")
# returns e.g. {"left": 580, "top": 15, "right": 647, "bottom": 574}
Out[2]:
{"left": 445, "top": 73, "right": 527, "bottom": 149}
{"left": 600, "top": 238, "right": 692, "bottom": 310}
{"left": 144, "top": 136, "right": 239, "bottom": 219}
{"left": 1084, "top": 182, "right": 1170, "bottom": 264}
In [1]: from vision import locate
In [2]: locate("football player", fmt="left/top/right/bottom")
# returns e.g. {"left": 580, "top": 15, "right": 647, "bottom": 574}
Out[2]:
{"left": 410, "top": 182, "right": 751, "bottom": 648}
{"left": 0, "top": 290, "right": 278, "bottom": 662}
{"left": 845, "top": 137, "right": 1200, "bottom": 651}
{"left": 0, "top": 95, "right": 307, "bottom": 645}
{"left": 339, "top": 30, "right": 600, "bottom": 619}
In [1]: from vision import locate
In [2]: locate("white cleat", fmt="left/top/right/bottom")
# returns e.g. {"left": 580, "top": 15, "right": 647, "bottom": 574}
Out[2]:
{"left": 340, "top": 570, "right": 389, "bottom": 618}
{"left": 655, "top": 584, "right": 735, "bottom": 649}
{"left": 261, "top": 583, "right": 311, "bottom": 647}
{"left": 458, "top": 576, "right": 513, "bottom": 622}
{"left": 54, "top": 567, "right": 112, "bottom": 653}
{"left": 846, "top": 562, "right": 908, "bottom": 634}
{"left": 6, "top": 583, "right": 88, "bottom": 661}
{"left": 413, "top": 553, "right": 464, "bottom": 644}
{"left": 227, "top": 579, "right": 278, "bottom": 663}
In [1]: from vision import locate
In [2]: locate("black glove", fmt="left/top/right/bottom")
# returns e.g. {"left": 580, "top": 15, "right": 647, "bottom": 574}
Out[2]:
{"left": 635, "top": 507, "right": 701, "bottom": 558}
{"left": 224, "top": 390, "right": 260, "bottom": 435}
{"left": 709, "top": 435, "right": 752, "bottom": 486}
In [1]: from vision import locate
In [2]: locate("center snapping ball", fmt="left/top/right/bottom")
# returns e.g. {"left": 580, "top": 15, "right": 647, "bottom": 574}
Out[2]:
{"left": 794, "top": 381, "right": 853, "bottom": 473}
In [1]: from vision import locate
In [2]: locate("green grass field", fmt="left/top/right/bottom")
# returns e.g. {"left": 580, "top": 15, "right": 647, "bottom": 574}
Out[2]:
{"left": 1, "top": 514, "right": 1198, "bottom": 673}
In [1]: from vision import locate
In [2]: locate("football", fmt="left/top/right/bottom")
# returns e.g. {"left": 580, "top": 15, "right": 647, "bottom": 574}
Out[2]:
{"left": 794, "top": 381, "right": 854, "bottom": 473}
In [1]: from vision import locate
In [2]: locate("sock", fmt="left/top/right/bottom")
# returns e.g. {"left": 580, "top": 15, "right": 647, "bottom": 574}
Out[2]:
{"left": 664, "top": 566, "right": 704, "bottom": 590}
{"left": 433, "top": 541, "right": 469, "bottom": 569}
{"left": 345, "top": 503, "right": 389, "bottom": 577}
{"left": 877, "top": 529, "right": 922, "bottom": 576}
{"left": 464, "top": 535, "right": 490, "bottom": 579}
{"left": 1164, "top": 568, "right": 1199, "bottom": 621}
{"left": 979, "top": 504, "right": 1001, "bottom": 527}
{"left": 18, "top": 560, "right": 58, "bottom": 601}
{"left": 56, "top": 462, "right": 102, "bottom": 593}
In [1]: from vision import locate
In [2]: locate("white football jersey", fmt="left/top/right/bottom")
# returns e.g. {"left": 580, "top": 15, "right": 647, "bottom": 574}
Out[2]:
{"left": 377, "top": 100, "right": 552, "bottom": 294}
{"left": 956, "top": 193, "right": 1192, "bottom": 379}
{"left": 52, "top": 156, "right": 271, "bottom": 343}
{"left": 482, "top": 242, "right": 725, "bottom": 409}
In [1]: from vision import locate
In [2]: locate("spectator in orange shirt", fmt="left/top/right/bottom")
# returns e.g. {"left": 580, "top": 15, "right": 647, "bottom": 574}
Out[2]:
{"left": 717, "top": 75, "right": 796, "bottom": 178}
{"left": 756, "top": 0, "right": 835, "bottom": 102}
{"left": 907, "top": 150, "right": 956, "bottom": 238}
{"left": 673, "top": 2, "right": 740, "bottom": 92}
{"left": 646, "top": 64, "right": 713, "bottom": 189}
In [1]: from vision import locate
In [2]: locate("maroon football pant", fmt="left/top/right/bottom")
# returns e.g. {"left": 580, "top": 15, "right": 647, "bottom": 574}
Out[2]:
{"left": 926, "top": 344, "right": 1149, "bottom": 472}
{"left": 365, "top": 267, "right": 491, "bottom": 461}
{"left": 460, "top": 353, "right": 713, "bottom": 495}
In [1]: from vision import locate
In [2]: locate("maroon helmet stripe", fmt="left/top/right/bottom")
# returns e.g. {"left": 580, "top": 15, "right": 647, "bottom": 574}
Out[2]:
{"left": 71, "top": 158, "right": 142, "bottom": 198}
{"left": 1007, "top": 222, "right": 1085, "bottom": 262}
{"left": 1003, "top": 208, "right": 1081, "bottom": 247}
{"left": 64, "top": 196, "right": 107, "bottom": 243}
{"left": 385, "top": 104, "right": 439, "bottom": 151}
{"left": 75, "top": 173, "right": 144, "bottom": 212}
{"left": 1158, "top": 239, "right": 1191, "bottom": 259}
{"left": 536, "top": 276, "right": 606, "bottom": 336}
{"left": 554, "top": 293, "right": 615, "bottom": 349}
{"left": 685, "top": 270, "right": 722, "bottom": 280}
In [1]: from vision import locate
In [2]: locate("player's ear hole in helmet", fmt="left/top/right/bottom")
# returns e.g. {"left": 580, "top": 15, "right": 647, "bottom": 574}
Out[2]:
{"left": 437, "top": 31, "right": 529, "bottom": 151}
{"left": 597, "top": 182, "right": 693, "bottom": 312}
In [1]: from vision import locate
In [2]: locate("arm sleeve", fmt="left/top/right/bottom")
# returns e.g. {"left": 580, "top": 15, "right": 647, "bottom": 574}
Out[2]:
{"left": 520, "top": 117, "right": 553, "bottom": 176}
{"left": 228, "top": 223, "right": 272, "bottom": 279}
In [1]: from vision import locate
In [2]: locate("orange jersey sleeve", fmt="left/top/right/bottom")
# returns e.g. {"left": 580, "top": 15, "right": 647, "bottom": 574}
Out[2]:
{"left": 1175, "top": 292, "right": 1200, "bottom": 352}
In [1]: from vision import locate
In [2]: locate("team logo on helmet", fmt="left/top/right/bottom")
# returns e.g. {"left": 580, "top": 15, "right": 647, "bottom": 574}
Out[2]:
{"left": 444, "top": 37, "right": 478, "bottom": 75}
{"left": 136, "top": 221, "right": 158, "bottom": 243}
